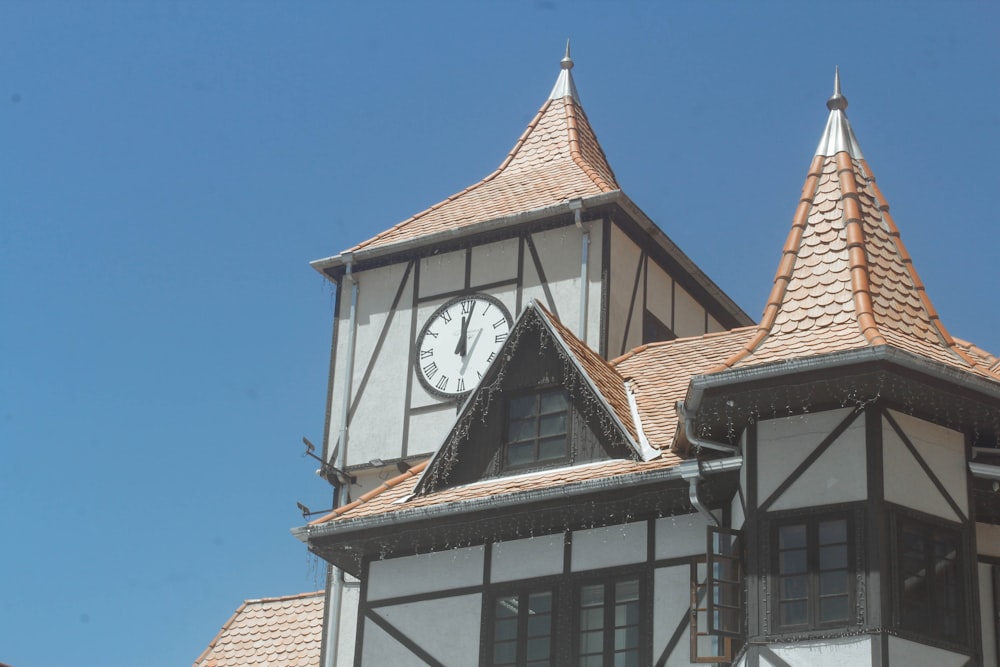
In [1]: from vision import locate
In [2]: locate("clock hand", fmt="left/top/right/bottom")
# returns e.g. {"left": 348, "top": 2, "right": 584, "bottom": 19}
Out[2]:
{"left": 460, "top": 327, "right": 483, "bottom": 375}
{"left": 454, "top": 315, "right": 469, "bottom": 356}
{"left": 453, "top": 302, "right": 475, "bottom": 357}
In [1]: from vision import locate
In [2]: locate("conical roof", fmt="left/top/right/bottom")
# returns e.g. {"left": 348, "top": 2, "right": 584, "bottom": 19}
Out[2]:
{"left": 712, "top": 70, "right": 998, "bottom": 380}
{"left": 349, "top": 45, "right": 619, "bottom": 253}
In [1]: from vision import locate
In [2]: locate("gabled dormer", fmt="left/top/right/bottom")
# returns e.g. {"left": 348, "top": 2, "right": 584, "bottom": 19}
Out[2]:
{"left": 416, "top": 301, "right": 660, "bottom": 493}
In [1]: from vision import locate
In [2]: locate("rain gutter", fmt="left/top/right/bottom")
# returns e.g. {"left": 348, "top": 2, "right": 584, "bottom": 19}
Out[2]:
{"left": 682, "top": 345, "right": 1000, "bottom": 420}
{"left": 570, "top": 198, "right": 589, "bottom": 339}
{"left": 309, "top": 192, "right": 753, "bottom": 329}
{"left": 310, "top": 191, "right": 624, "bottom": 277}
{"left": 969, "top": 462, "right": 1000, "bottom": 481}
{"left": 293, "top": 456, "right": 743, "bottom": 544}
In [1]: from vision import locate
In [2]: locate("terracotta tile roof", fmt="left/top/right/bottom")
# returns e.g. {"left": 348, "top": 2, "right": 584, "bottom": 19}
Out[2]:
{"left": 348, "top": 57, "right": 618, "bottom": 254}
{"left": 613, "top": 327, "right": 757, "bottom": 448}
{"left": 710, "top": 74, "right": 1000, "bottom": 382}
{"left": 311, "top": 322, "right": 756, "bottom": 526}
{"left": 193, "top": 591, "right": 323, "bottom": 667}
{"left": 534, "top": 302, "right": 638, "bottom": 444}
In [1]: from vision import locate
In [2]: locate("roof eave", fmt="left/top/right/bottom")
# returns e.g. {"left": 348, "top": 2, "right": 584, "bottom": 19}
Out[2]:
{"left": 684, "top": 345, "right": 1000, "bottom": 417}
{"left": 291, "top": 456, "right": 742, "bottom": 544}
{"left": 310, "top": 191, "right": 625, "bottom": 279}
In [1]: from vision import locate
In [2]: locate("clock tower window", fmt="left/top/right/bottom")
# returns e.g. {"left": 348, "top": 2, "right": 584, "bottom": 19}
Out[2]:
{"left": 504, "top": 388, "right": 571, "bottom": 469}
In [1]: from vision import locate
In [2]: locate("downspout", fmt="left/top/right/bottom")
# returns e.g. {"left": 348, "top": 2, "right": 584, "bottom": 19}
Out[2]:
{"left": 676, "top": 401, "right": 738, "bottom": 454}
{"left": 677, "top": 461, "right": 720, "bottom": 527}
{"left": 325, "top": 255, "right": 358, "bottom": 667}
{"left": 571, "top": 198, "right": 588, "bottom": 341}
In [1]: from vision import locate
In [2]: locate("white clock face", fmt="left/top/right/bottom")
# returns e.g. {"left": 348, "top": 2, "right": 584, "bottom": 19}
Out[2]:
{"left": 415, "top": 294, "right": 513, "bottom": 397}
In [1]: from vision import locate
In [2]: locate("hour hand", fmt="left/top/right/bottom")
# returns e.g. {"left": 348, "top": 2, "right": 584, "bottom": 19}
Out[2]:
{"left": 454, "top": 316, "right": 469, "bottom": 356}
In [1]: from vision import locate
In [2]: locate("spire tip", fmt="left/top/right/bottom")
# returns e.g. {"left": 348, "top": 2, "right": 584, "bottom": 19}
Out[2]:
{"left": 561, "top": 39, "right": 573, "bottom": 70}
{"left": 827, "top": 66, "right": 848, "bottom": 111}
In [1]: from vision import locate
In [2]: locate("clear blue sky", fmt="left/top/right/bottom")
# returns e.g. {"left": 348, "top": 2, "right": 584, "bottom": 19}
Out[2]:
{"left": 2, "top": 2, "right": 998, "bottom": 665}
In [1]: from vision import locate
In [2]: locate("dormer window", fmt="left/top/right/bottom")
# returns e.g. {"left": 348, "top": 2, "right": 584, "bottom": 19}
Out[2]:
{"left": 505, "top": 388, "right": 570, "bottom": 469}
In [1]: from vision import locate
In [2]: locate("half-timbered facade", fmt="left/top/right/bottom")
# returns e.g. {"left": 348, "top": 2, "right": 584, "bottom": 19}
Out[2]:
{"left": 295, "top": 57, "right": 1000, "bottom": 667}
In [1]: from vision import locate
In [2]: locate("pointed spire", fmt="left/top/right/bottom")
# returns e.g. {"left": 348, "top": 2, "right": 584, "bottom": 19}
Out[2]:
{"left": 549, "top": 39, "right": 580, "bottom": 101}
{"left": 815, "top": 66, "right": 863, "bottom": 158}
{"left": 710, "top": 70, "right": 993, "bottom": 379}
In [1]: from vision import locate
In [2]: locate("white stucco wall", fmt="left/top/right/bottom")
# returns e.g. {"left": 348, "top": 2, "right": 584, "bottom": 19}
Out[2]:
{"left": 768, "top": 636, "right": 871, "bottom": 666}
{"left": 887, "top": 635, "right": 970, "bottom": 666}
{"left": 608, "top": 224, "right": 644, "bottom": 355}
{"left": 978, "top": 522, "right": 1000, "bottom": 557}
{"left": 654, "top": 513, "right": 709, "bottom": 560}
{"left": 572, "top": 521, "right": 647, "bottom": 571}
{"left": 757, "top": 408, "right": 866, "bottom": 510}
{"left": 367, "top": 545, "right": 485, "bottom": 601}
{"left": 371, "top": 593, "right": 482, "bottom": 665}
{"left": 490, "top": 533, "right": 564, "bottom": 583}
{"left": 883, "top": 411, "right": 965, "bottom": 522}
{"left": 653, "top": 564, "right": 695, "bottom": 666}
{"left": 672, "top": 284, "right": 705, "bottom": 338}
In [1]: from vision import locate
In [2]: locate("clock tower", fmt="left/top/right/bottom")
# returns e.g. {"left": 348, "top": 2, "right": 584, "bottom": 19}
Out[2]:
{"left": 311, "top": 46, "right": 749, "bottom": 500}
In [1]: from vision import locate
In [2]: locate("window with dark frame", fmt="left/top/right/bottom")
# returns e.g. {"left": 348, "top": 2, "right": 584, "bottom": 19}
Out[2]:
{"left": 505, "top": 388, "right": 570, "bottom": 469}
{"left": 896, "top": 514, "right": 965, "bottom": 644}
{"left": 577, "top": 577, "right": 642, "bottom": 667}
{"left": 489, "top": 588, "right": 555, "bottom": 667}
{"left": 772, "top": 514, "right": 853, "bottom": 632}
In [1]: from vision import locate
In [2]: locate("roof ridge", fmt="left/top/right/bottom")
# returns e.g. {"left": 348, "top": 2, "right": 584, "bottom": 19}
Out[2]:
{"left": 244, "top": 590, "right": 324, "bottom": 605}
{"left": 351, "top": 102, "right": 551, "bottom": 252}
{"left": 863, "top": 161, "right": 982, "bottom": 369}
{"left": 563, "top": 97, "right": 616, "bottom": 191}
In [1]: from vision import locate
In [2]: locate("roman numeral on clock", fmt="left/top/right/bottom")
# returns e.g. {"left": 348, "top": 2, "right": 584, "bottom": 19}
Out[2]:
{"left": 423, "top": 362, "right": 438, "bottom": 379}
{"left": 419, "top": 349, "right": 433, "bottom": 359}
{"left": 435, "top": 375, "right": 449, "bottom": 391}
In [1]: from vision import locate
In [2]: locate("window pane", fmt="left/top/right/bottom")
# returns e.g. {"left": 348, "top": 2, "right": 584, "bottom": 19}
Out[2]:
{"left": 779, "top": 549, "right": 807, "bottom": 574}
{"left": 615, "top": 580, "right": 639, "bottom": 602}
{"left": 780, "top": 600, "right": 807, "bottom": 626}
{"left": 529, "top": 592, "right": 552, "bottom": 613}
{"left": 507, "top": 442, "right": 534, "bottom": 466}
{"left": 615, "top": 600, "right": 639, "bottom": 626}
{"left": 614, "top": 626, "right": 639, "bottom": 650}
{"left": 539, "top": 413, "right": 567, "bottom": 437}
{"left": 538, "top": 436, "right": 566, "bottom": 461}
{"left": 507, "top": 418, "right": 536, "bottom": 442}
{"left": 581, "top": 584, "right": 604, "bottom": 607}
{"left": 820, "top": 571, "right": 848, "bottom": 596}
{"left": 581, "top": 656, "right": 603, "bottom": 667}
{"left": 779, "top": 524, "right": 806, "bottom": 549}
{"left": 527, "top": 614, "right": 550, "bottom": 638}
{"left": 819, "top": 544, "right": 847, "bottom": 570}
{"left": 580, "top": 629, "right": 603, "bottom": 654}
{"left": 581, "top": 607, "right": 603, "bottom": 631}
{"left": 780, "top": 575, "right": 808, "bottom": 600}
{"left": 819, "top": 519, "right": 847, "bottom": 544}
{"left": 820, "top": 595, "right": 849, "bottom": 623}
{"left": 526, "top": 637, "right": 550, "bottom": 660}
{"left": 615, "top": 651, "right": 639, "bottom": 667}
{"left": 540, "top": 390, "right": 568, "bottom": 413}
{"left": 493, "top": 641, "right": 516, "bottom": 665}
{"left": 509, "top": 395, "right": 537, "bottom": 420}
{"left": 495, "top": 618, "right": 517, "bottom": 641}
{"left": 495, "top": 597, "right": 518, "bottom": 618}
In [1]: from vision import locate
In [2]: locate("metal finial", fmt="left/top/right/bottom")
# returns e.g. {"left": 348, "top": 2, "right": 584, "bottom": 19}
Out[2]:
{"left": 827, "top": 66, "right": 848, "bottom": 111}
{"left": 561, "top": 39, "right": 573, "bottom": 70}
